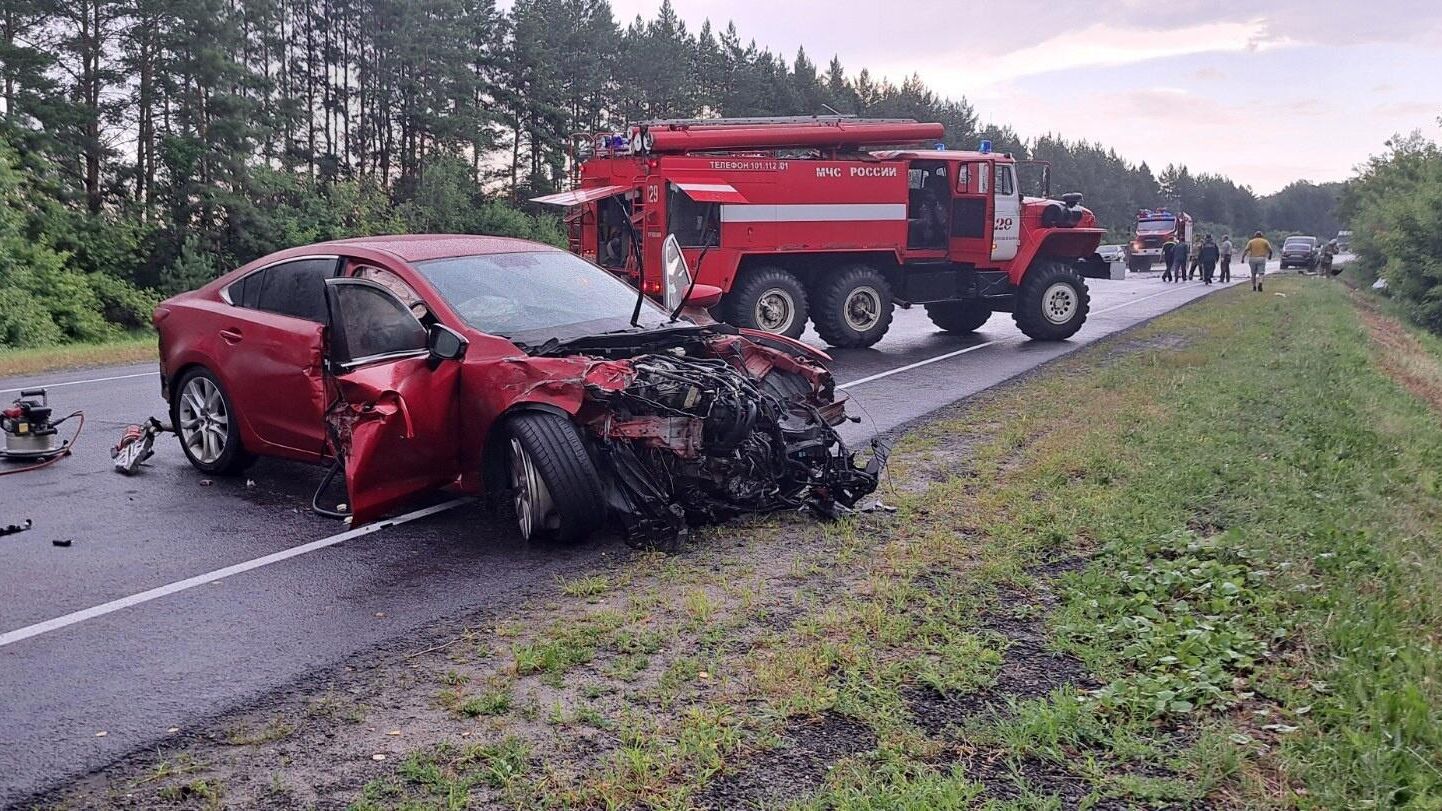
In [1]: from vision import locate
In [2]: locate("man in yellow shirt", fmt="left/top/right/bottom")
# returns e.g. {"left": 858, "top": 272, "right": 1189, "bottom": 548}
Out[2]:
{"left": 1241, "top": 231, "right": 1273, "bottom": 292}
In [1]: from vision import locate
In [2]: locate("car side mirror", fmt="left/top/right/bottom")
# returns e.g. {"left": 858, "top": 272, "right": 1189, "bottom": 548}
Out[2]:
{"left": 685, "top": 283, "right": 723, "bottom": 309}
{"left": 427, "top": 323, "right": 468, "bottom": 362}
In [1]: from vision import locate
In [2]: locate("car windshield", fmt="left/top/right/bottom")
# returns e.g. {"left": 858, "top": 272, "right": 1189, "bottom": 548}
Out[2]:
{"left": 1136, "top": 219, "right": 1176, "bottom": 234}
{"left": 414, "top": 251, "right": 672, "bottom": 345}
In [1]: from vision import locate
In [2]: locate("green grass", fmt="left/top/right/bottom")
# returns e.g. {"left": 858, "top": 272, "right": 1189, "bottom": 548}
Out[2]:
{"left": 98, "top": 278, "right": 1442, "bottom": 809}
{"left": 0, "top": 331, "right": 155, "bottom": 377}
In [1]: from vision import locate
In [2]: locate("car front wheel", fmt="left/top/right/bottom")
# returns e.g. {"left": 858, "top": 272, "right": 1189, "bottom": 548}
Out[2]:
{"left": 505, "top": 411, "right": 605, "bottom": 543}
{"left": 171, "top": 367, "right": 254, "bottom": 475}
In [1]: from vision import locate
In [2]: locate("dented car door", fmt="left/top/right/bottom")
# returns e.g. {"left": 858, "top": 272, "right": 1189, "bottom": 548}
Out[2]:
{"left": 324, "top": 278, "right": 463, "bottom": 525}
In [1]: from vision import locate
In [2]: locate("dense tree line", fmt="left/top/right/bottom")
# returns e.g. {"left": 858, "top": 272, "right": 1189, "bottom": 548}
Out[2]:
{"left": 1342, "top": 128, "right": 1442, "bottom": 334}
{"left": 1, "top": 0, "right": 1336, "bottom": 347}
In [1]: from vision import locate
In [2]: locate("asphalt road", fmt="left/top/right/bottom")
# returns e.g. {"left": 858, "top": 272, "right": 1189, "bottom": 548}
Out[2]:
{"left": 0, "top": 267, "right": 1271, "bottom": 806}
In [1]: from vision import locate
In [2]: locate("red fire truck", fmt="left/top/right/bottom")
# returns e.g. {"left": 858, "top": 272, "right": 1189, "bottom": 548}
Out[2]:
{"left": 1125, "top": 208, "right": 1193, "bottom": 273}
{"left": 533, "top": 117, "right": 1109, "bottom": 348}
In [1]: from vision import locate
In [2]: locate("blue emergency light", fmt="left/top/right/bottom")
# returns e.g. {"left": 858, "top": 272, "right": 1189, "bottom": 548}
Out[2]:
{"left": 934, "top": 142, "right": 946, "bottom": 150}
{"left": 979, "top": 139, "right": 992, "bottom": 154}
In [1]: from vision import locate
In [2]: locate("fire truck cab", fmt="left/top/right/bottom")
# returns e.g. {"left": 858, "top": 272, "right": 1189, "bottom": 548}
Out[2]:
{"left": 534, "top": 117, "right": 1109, "bottom": 348}
{"left": 1126, "top": 209, "right": 1193, "bottom": 273}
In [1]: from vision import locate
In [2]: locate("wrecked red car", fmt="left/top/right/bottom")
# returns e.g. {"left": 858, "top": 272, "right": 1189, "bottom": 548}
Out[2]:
{"left": 153, "top": 234, "right": 883, "bottom": 547}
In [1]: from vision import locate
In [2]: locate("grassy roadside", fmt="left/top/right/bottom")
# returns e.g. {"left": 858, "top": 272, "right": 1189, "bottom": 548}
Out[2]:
{"left": 53, "top": 277, "right": 1442, "bottom": 810}
{"left": 0, "top": 332, "right": 156, "bottom": 378}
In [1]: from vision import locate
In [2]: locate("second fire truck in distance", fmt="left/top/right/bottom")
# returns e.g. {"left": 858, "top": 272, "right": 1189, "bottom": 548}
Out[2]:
{"left": 1125, "top": 208, "right": 1193, "bottom": 273}
{"left": 534, "top": 117, "right": 1110, "bottom": 348}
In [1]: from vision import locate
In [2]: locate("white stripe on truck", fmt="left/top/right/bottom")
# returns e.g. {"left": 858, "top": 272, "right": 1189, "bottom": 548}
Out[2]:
{"left": 720, "top": 203, "right": 907, "bottom": 223}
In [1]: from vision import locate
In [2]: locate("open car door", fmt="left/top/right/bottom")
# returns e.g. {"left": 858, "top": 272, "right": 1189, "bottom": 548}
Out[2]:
{"left": 324, "top": 278, "right": 466, "bottom": 525}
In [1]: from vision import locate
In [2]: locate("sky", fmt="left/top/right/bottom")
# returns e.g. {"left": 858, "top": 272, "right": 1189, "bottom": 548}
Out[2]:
{"left": 609, "top": 0, "right": 1442, "bottom": 194}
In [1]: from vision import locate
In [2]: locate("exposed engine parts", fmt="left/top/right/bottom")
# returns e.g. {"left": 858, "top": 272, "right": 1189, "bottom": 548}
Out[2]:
{"left": 578, "top": 332, "right": 886, "bottom": 549}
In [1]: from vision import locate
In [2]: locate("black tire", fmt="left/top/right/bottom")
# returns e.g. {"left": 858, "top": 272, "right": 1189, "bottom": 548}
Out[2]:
{"left": 924, "top": 300, "right": 992, "bottom": 333}
{"left": 720, "top": 266, "right": 808, "bottom": 339}
{"left": 811, "top": 265, "right": 895, "bottom": 348}
{"left": 1013, "top": 260, "right": 1091, "bottom": 341}
{"left": 504, "top": 411, "right": 605, "bottom": 543}
{"left": 1127, "top": 256, "right": 1153, "bottom": 273}
{"left": 170, "top": 367, "right": 255, "bottom": 476}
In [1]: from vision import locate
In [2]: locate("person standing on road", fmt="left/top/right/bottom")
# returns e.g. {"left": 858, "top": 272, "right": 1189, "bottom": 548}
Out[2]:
{"left": 1219, "top": 235, "right": 1233, "bottom": 283}
{"left": 1198, "top": 235, "right": 1220, "bottom": 285}
{"left": 1242, "top": 231, "right": 1273, "bottom": 292}
{"left": 1171, "top": 238, "right": 1190, "bottom": 283}
{"left": 1162, "top": 238, "right": 1177, "bottom": 282}
{"left": 1187, "top": 238, "right": 1202, "bottom": 281}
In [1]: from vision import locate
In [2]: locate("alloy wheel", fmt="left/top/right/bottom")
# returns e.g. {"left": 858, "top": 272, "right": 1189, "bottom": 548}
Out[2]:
{"left": 177, "top": 376, "right": 229, "bottom": 464}
{"left": 509, "top": 437, "right": 556, "bottom": 540}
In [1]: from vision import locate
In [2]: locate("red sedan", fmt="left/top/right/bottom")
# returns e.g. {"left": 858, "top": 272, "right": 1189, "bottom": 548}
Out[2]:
{"left": 153, "top": 234, "right": 880, "bottom": 546}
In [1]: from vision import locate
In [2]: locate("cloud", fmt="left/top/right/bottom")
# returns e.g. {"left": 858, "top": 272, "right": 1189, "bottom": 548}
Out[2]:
{"left": 868, "top": 19, "right": 1291, "bottom": 92}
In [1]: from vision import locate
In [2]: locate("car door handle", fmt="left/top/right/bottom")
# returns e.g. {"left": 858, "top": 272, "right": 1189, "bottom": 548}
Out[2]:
{"left": 219, "top": 327, "right": 243, "bottom": 344}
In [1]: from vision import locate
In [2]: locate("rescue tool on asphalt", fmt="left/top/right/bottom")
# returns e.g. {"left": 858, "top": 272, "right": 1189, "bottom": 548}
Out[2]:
{"left": 1, "top": 389, "right": 84, "bottom": 476}
{"left": 534, "top": 115, "right": 1110, "bottom": 348}
{"left": 152, "top": 233, "right": 884, "bottom": 548}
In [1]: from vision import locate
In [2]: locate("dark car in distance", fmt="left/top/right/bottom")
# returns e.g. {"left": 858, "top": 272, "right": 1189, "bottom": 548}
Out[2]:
{"left": 1280, "top": 235, "right": 1320, "bottom": 270}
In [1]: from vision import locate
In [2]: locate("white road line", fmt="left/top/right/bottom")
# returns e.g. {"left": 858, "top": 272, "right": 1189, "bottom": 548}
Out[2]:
{"left": 0, "top": 497, "right": 472, "bottom": 649}
{"left": 0, "top": 370, "right": 156, "bottom": 395}
{"left": 1093, "top": 284, "right": 1207, "bottom": 316}
{"left": 838, "top": 280, "right": 1226, "bottom": 390}
{"left": 838, "top": 341, "right": 1002, "bottom": 389}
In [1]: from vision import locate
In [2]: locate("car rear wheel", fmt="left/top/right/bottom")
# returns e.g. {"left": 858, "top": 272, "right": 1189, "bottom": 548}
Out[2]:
{"left": 171, "top": 367, "right": 254, "bottom": 475}
{"left": 505, "top": 411, "right": 605, "bottom": 543}
{"left": 812, "top": 265, "right": 895, "bottom": 348}
{"left": 1014, "top": 260, "right": 1091, "bottom": 341}
{"left": 924, "top": 300, "right": 992, "bottom": 333}
{"left": 721, "top": 266, "right": 809, "bottom": 339}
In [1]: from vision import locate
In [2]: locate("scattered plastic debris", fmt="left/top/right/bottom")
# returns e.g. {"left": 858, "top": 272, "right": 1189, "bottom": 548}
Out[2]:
{"left": 1, "top": 519, "right": 33, "bottom": 537}
{"left": 51, "top": 539, "right": 72, "bottom": 548}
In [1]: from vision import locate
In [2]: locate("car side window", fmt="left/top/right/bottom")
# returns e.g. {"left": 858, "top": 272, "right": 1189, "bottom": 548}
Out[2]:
{"left": 330, "top": 282, "right": 428, "bottom": 364}
{"left": 229, "top": 270, "right": 266, "bottom": 309}
{"left": 254, "top": 258, "right": 338, "bottom": 322}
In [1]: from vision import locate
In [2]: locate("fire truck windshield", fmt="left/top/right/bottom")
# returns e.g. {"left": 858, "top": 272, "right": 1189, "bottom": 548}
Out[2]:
{"left": 415, "top": 250, "right": 671, "bottom": 346}
{"left": 1136, "top": 219, "right": 1177, "bottom": 234}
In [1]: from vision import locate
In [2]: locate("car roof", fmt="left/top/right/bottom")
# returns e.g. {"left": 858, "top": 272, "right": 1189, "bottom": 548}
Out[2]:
{"left": 314, "top": 234, "right": 561, "bottom": 263}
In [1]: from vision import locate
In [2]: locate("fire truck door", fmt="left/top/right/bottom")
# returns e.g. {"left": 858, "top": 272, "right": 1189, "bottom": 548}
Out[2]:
{"left": 991, "top": 163, "right": 1021, "bottom": 262}
{"left": 949, "top": 161, "right": 991, "bottom": 264}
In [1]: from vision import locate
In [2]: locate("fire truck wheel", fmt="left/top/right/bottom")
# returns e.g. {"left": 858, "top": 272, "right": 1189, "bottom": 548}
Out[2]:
{"left": 1127, "top": 256, "right": 1153, "bottom": 273}
{"left": 1013, "top": 260, "right": 1091, "bottom": 341}
{"left": 924, "top": 300, "right": 992, "bottom": 333}
{"left": 723, "top": 267, "right": 809, "bottom": 339}
{"left": 812, "top": 266, "right": 895, "bottom": 348}
{"left": 170, "top": 366, "right": 256, "bottom": 476}
{"left": 505, "top": 411, "right": 605, "bottom": 544}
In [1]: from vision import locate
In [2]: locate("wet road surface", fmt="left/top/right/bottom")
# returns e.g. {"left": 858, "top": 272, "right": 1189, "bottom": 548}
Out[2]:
{"left": 0, "top": 269, "right": 1266, "bottom": 805}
